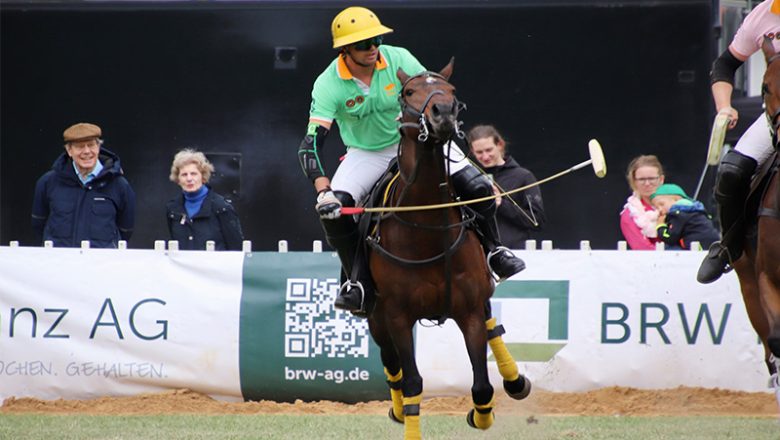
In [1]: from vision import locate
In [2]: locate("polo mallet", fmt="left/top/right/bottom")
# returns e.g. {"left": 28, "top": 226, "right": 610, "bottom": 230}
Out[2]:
{"left": 693, "top": 113, "right": 729, "bottom": 200}
{"left": 340, "top": 139, "right": 607, "bottom": 214}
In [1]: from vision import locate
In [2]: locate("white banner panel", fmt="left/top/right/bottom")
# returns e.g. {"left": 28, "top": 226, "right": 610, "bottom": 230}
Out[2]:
{"left": 0, "top": 247, "right": 245, "bottom": 402}
{"left": 416, "top": 250, "right": 767, "bottom": 394}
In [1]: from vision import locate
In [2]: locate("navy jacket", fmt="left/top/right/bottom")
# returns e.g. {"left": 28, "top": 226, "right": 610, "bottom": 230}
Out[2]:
{"left": 483, "top": 156, "right": 546, "bottom": 248}
{"left": 656, "top": 201, "right": 720, "bottom": 250}
{"left": 32, "top": 149, "right": 135, "bottom": 248}
{"left": 166, "top": 188, "right": 244, "bottom": 251}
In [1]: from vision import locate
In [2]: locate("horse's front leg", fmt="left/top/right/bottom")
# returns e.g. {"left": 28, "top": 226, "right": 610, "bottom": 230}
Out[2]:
{"left": 457, "top": 313, "right": 495, "bottom": 430}
{"left": 485, "top": 302, "right": 532, "bottom": 400}
{"left": 368, "top": 314, "right": 404, "bottom": 424}
{"left": 388, "top": 315, "right": 423, "bottom": 440}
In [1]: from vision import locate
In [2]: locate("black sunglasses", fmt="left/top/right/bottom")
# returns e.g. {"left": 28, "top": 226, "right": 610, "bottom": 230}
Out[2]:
{"left": 353, "top": 36, "right": 383, "bottom": 51}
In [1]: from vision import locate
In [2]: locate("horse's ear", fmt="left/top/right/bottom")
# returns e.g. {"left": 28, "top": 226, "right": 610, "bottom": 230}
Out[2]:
{"left": 397, "top": 68, "right": 409, "bottom": 84}
{"left": 439, "top": 57, "right": 455, "bottom": 81}
{"left": 762, "top": 36, "right": 776, "bottom": 63}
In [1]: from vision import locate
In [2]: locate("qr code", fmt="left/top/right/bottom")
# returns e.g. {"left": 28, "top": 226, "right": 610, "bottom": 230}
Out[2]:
{"left": 284, "top": 277, "right": 370, "bottom": 358}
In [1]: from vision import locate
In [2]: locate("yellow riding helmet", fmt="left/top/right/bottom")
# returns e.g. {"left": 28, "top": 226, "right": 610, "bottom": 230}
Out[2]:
{"left": 331, "top": 6, "right": 393, "bottom": 49}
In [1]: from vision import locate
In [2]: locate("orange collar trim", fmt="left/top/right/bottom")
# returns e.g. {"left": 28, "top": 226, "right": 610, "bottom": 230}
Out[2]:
{"left": 336, "top": 52, "right": 388, "bottom": 80}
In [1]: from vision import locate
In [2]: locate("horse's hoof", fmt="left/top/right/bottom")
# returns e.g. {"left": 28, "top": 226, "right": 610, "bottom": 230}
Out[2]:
{"left": 466, "top": 408, "right": 494, "bottom": 430}
{"left": 388, "top": 408, "right": 403, "bottom": 424}
{"left": 504, "top": 375, "right": 532, "bottom": 400}
{"left": 466, "top": 409, "right": 477, "bottom": 428}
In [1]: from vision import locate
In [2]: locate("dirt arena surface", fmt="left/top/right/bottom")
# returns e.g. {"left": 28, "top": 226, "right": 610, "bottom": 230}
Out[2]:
{"left": 2, "top": 387, "right": 776, "bottom": 417}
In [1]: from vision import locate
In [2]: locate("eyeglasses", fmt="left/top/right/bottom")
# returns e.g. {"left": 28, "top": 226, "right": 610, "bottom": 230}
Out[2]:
{"left": 634, "top": 176, "right": 661, "bottom": 184}
{"left": 352, "top": 36, "right": 383, "bottom": 51}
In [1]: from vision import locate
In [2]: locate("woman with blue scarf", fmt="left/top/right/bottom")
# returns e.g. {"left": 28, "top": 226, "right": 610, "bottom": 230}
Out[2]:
{"left": 166, "top": 149, "right": 244, "bottom": 250}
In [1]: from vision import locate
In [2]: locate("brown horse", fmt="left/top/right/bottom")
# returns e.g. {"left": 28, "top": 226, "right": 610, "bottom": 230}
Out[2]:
{"left": 365, "top": 60, "right": 529, "bottom": 439}
{"left": 733, "top": 37, "right": 780, "bottom": 394}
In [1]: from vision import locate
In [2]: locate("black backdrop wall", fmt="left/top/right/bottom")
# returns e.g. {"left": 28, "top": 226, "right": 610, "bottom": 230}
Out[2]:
{"left": 0, "top": 0, "right": 714, "bottom": 250}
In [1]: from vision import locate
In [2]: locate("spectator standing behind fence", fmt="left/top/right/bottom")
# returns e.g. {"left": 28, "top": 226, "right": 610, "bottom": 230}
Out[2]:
{"left": 619, "top": 155, "right": 665, "bottom": 249}
{"left": 166, "top": 149, "right": 244, "bottom": 251}
{"left": 467, "top": 125, "right": 545, "bottom": 248}
{"left": 650, "top": 183, "right": 720, "bottom": 250}
{"left": 32, "top": 122, "right": 136, "bottom": 247}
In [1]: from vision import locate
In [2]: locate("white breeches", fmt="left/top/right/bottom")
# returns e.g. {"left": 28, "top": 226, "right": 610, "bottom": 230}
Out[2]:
{"left": 734, "top": 114, "right": 776, "bottom": 166}
{"left": 331, "top": 141, "right": 470, "bottom": 203}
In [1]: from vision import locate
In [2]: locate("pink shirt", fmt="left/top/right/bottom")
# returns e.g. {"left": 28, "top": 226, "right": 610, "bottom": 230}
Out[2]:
{"left": 730, "top": 0, "right": 780, "bottom": 59}
{"left": 619, "top": 197, "right": 659, "bottom": 250}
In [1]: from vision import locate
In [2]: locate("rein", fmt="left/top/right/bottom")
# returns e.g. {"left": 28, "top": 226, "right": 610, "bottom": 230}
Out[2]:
{"left": 368, "top": 70, "right": 471, "bottom": 268}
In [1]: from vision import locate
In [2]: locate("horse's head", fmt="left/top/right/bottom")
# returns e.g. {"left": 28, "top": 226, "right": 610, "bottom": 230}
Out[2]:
{"left": 397, "top": 58, "right": 464, "bottom": 143}
{"left": 761, "top": 36, "right": 780, "bottom": 149}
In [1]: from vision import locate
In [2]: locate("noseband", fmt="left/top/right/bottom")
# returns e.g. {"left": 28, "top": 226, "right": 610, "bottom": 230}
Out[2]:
{"left": 398, "top": 71, "right": 466, "bottom": 142}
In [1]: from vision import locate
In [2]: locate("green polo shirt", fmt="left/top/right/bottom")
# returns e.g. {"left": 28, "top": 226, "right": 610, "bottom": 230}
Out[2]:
{"left": 309, "top": 45, "right": 425, "bottom": 151}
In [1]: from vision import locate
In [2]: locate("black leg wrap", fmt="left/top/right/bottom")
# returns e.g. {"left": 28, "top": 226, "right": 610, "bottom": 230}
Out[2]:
{"left": 487, "top": 324, "right": 506, "bottom": 341}
{"left": 386, "top": 379, "right": 402, "bottom": 390}
{"left": 403, "top": 404, "right": 420, "bottom": 416}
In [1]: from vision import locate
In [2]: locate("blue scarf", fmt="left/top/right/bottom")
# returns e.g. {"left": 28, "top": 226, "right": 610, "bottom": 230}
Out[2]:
{"left": 184, "top": 186, "right": 209, "bottom": 218}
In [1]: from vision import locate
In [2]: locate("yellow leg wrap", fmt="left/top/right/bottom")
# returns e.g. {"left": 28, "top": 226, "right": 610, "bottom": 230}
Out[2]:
{"left": 402, "top": 394, "right": 423, "bottom": 440}
{"left": 384, "top": 368, "right": 404, "bottom": 422}
{"left": 472, "top": 397, "right": 495, "bottom": 430}
{"left": 486, "top": 317, "right": 519, "bottom": 382}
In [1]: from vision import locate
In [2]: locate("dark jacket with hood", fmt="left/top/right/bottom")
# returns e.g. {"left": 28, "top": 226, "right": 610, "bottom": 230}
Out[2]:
{"left": 31, "top": 148, "right": 136, "bottom": 248}
{"left": 656, "top": 200, "right": 720, "bottom": 250}
{"left": 483, "top": 156, "right": 546, "bottom": 248}
{"left": 165, "top": 187, "right": 244, "bottom": 251}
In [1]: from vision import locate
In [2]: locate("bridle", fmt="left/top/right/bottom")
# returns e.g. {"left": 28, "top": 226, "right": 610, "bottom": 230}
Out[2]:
{"left": 397, "top": 71, "right": 466, "bottom": 143}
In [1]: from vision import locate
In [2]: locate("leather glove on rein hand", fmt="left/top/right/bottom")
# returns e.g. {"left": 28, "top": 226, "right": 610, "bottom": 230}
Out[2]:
{"left": 316, "top": 190, "right": 342, "bottom": 219}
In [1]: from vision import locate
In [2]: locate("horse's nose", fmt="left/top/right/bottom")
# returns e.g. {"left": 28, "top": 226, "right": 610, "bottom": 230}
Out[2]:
{"left": 431, "top": 102, "right": 455, "bottom": 119}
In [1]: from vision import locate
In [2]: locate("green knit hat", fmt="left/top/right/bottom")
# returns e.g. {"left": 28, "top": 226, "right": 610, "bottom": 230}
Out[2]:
{"left": 650, "top": 183, "right": 691, "bottom": 201}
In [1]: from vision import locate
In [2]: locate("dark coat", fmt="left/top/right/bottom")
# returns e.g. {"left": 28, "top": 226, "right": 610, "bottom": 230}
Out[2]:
{"left": 656, "top": 201, "right": 720, "bottom": 250}
{"left": 166, "top": 188, "right": 244, "bottom": 251}
{"left": 483, "top": 156, "right": 546, "bottom": 248}
{"left": 31, "top": 148, "right": 135, "bottom": 248}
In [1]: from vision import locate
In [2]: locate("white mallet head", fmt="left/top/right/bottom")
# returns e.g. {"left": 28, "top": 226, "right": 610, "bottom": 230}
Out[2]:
{"left": 588, "top": 139, "right": 607, "bottom": 178}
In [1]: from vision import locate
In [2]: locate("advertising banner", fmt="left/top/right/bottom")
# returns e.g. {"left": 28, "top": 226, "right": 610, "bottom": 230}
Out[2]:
{"left": 0, "top": 246, "right": 769, "bottom": 403}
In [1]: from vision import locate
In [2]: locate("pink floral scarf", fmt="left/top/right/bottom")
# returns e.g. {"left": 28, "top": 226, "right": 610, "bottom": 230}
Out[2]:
{"left": 623, "top": 193, "right": 658, "bottom": 238}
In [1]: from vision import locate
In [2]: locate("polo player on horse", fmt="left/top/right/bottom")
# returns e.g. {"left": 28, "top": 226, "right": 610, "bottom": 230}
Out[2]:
{"left": 297, "top": 6, "right": 525, "bottom": 314}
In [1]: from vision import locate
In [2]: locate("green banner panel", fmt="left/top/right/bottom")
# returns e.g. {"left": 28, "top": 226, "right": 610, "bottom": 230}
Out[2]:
{"left": 239, "top": 252, "right": 387, "bottom": 403}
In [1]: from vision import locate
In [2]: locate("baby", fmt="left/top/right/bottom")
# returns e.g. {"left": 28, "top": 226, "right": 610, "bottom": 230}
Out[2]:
{"left": 651, "top": 183, "right": 720, "bottom": 250}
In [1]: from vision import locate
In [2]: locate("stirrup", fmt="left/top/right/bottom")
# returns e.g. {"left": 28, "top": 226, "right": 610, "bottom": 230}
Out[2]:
{"left": 486, "top": 246, "right": 524, "bottom": 282}
{"left": 335, "top": 280, "right": 366, "bottom": 312}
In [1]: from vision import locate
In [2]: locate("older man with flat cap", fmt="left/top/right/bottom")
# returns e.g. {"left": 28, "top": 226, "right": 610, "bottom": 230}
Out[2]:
{"left": 32, "top": 122, "right": 136, "bottom": 247}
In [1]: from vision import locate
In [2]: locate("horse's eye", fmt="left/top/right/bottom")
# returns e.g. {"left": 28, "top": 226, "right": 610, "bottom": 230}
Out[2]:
{"left": 405, "top": 89, "right": 414, "bottom": 97}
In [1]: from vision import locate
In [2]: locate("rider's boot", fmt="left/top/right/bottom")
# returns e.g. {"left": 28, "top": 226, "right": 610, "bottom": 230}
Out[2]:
{"left": 320, "top": 191, "right": 372, "bottom": 313}
{"left": 697, "top": 150, "right": 757, "bottom": 284}
{"left": 452, "top": 166, "right": 526, "bottom": 281}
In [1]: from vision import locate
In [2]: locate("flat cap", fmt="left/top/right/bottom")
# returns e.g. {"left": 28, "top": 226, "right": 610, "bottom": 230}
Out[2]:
{"left": 63, "top": 122, "right": 102, "bottom": 143}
